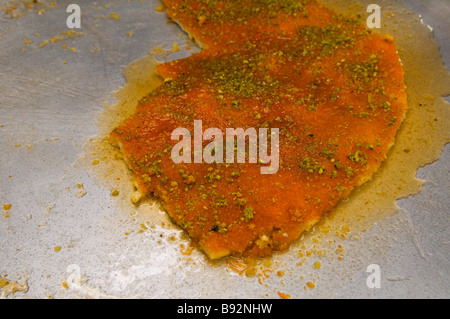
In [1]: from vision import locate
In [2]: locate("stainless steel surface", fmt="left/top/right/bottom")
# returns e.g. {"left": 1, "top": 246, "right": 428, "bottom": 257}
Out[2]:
{"left": 0, "top": 0, "right": 449, "bottom": 298}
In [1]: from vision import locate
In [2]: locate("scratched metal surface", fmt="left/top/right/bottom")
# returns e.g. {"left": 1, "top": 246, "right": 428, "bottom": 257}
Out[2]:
{"left": 0, "top": 0, "right": 449, "bottom": 299}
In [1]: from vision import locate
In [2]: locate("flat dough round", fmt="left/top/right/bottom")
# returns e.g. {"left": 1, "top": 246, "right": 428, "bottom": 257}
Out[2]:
{"left": 110, "top": 0, "right": 407, "bottom": 259}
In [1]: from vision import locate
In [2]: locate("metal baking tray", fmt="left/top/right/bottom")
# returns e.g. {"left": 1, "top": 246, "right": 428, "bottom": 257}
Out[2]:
{"left": 0, "top": 0, "right": 449, "bottom": 298}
